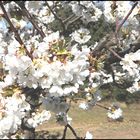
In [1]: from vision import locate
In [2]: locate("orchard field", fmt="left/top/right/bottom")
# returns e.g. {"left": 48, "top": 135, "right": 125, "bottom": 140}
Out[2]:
{"left": 36, "top": 101, "right": 140, "bottom": 139}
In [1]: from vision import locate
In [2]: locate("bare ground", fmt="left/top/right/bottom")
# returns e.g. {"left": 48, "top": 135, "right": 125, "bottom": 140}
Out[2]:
{"left": 36, "top": 101, "right": 140, "bottom": 139}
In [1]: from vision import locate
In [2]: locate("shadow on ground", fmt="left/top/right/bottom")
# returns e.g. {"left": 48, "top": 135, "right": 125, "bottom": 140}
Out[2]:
{"left": 35, "top": 131, "right": 61, "bottom": 139}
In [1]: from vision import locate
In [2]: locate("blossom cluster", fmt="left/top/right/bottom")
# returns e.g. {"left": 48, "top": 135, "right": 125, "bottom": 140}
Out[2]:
{"left": 0, "top": 91, "right": 30, "bottom": 139}
{"left": 69, "top": 1, "right": 102, "bottom": 23}
{"left": 1, "top": 31, "right": 90, "bottom": 97}
{"left": 27, "top": 110, "right": 51, "bottom": 128}
{"left": 107, "top": 104, "right": 123, "bottom": 121}
{"left": 120, "top": 49, "right": 140, "bottom": 93}
{"left": 103, "top": 1, "right": 139, "bottom": 24}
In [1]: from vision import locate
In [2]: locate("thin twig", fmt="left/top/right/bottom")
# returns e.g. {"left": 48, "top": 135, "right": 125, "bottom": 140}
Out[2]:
{"left": 0, "top": 1, "right": 33, "bottom": 60}
{"left": 65, "top": 16, "right": 82, "bottom": 30}
{"left": 110, "top": 64, "right": 115, "bottom": 83}
{"left": 67, "top": 124, "right": 80, "bottom": 139}
{"left": 116, "top": 1, "right": 138, "bottom": 33}
{"left": 96, "top": 103, "right": 109, "bottom": 110}
{"left": 107, "top": 48, "right": 122, "bottom": 60}
{"left": 18, "top": 6, "right": 46, "bottom": 39}
{"left": 113, "top": 1, "right": 120, "bottom": 46}
{"left": 62, "top": 125, "right": 68, "bottom": 139}
{"left": 115, "top": 1, "right": 138, "bottom": 47}
{"left": 63, "top": 13, "right": 75, "bottom": 23}
{"left": 92, "top": 34, "right": 111, "bottom": 55}
{"left": 94, "top": 32, "right": 122, "bottom": 60}
{"left": 45, "top": 1, "right": 66, "bottom": 33}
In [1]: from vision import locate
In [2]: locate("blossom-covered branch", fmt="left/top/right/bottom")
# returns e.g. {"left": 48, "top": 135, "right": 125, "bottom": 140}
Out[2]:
{"left": 116, "top": 1, "right": 138, "bottom": 33}
{"left": 15, "top": 2, "right": 46, "bottom": 39}
{"left": 0, "top": 1, "right": 33, "bottom": 60}
{"left": 45, "top": 1, "right": 66, "bottom": 34}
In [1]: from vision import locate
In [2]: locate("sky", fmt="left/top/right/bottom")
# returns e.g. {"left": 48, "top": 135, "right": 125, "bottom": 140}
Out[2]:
{"left": 0, "top": 17, "right": 33, "bottom": 32}
{"left": 0, "top": 18, "right": 7, "bottom": 31}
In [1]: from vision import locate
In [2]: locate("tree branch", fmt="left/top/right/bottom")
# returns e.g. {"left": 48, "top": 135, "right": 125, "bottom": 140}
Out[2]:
{"left": 63, "top": 13, "right": 75, "bottom": 23}
{"left": 116, "top": 1, "right": 138, "bottom": 33}
{"left": 105, "top": 37, "right": 140, "bottom": 65}
{"left": 65, "top": 16, "right": 82, "bottom": 30}
{"left": 107, "top": 48, "right": 122, "bottom": 60}
{"left": 92, "top": 33, "right": 122, "bottom": 60}
{"left": 96, "top": 103, "right": 109, "bottom": 110}
{"left": 62, "top": 125, "right": 68, "bottom": 139}
{"left": 16, "top": 3, "right": 46, "bottom": 39}
{"left": 45, "top": 1, "right": 66, "bottom": 33}
{"left": 0, "top": 1, "right": 33, "bottom": 60}
{"left": 92, "top": 34, "right": 111, "bottom": 56}
{"left": 67, "top": 124, "right": 81, "bottom": 139}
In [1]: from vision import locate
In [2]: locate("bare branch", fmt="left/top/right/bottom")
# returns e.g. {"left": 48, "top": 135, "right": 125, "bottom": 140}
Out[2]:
{"left": 67, "top": 124, "right": 81, "bottom": 139}
{"left": 0, "top": 1, "right": 33, "bottom": 60}
{"left": 92, "top": 34, "right": 111, "bottom": 55}
{"left": 63, "top": 13, "right": 75, "bottom": 23}
{"left": 62, "top": 125, "right": 68, "bottom": 139}
{"left": 65, "top": 16, "right": 82, "bottom": 30}
{"left": 96, "top": 103, "right": 109, "bottom": 110}
{"left": 107, "top": 48, "right": 122, "bottom": 60}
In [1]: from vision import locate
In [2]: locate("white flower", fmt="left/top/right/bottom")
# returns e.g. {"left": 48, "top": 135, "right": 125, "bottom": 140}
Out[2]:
{"left": 10, "top": 18, "right": 27, "bottom": 30}
{"left": 70, "top": 2, "right": 82, "bottom": 16}
{"left": 131, "top": 49, "right": 140, "bottom": 61}
{"left": 103, "top": 1, "right": 115, "bottom": 23}
{"left": 120, "top": 51, "right": 140, "bottom": 76}
{"left": 25, "top": 1, "right": 44, "bottom": 13}
{"left": 82, "top": 4, "right": 102, "bottom": 23}
{"left": 71, "top": 28, "right": 91, "bottom": 44}
{"left": 49, "top": 86, "right": 64, "bottom": 97}
{"left": 1, "top": 136, "right": 9, "bottom": 139}
{"left": 0, "top": 112, "right": 22, "bottom": 138}
{"left": 85, "top": 131, "right": 93, "bottom": 139}
{"left": 70, "top": 2, "right": 102, "bottom": 23}
{"left": 79, "top": 102, "right": 89, "bottom": 110}
{"left": 63, "top": 86, "right": 73, "bottom": 95}
{"left": 117, "top": 1, "right": 133, "bottom": 19}
{"left": 107, "top": 107, "right": 123, "bottom": 120}
{"left": 27, "top": 118, "right": 37, "bottom": 128}
{"left": 127, "top": 81, "right": 140, "bottom": 93}
{"left": 4, "top": 54, "right": 19, "bottom": 70}
{"left": 43, "top": 31, "right": 60, "bottom": 44}
{"left": 94, "top": 91, "right": 102, "bottom": 101}
{"left": 3, "top": 74, "right": 15, "bottom": 86}
{"left": 120, "top": 53, "right": 137, "bottom": 69}
{"left": 5, "top": 93, "right": 30, "bottom": 119}
{"left": 89, "top": 72, "right": 101, "bottom": 88}
{"left": 38, "top": 7, "right": 55, "bottom": 24}
{"left": 2, "top": 31, "right": 90, "bottom": 97}
{"left": 19, "top": 20, "right": 27, "bottom": 29}
{"left": 4, "top": 54, "right": 32, "bottom": 73}
{"left": 27, "top": 110, "right": 51, "bottom": 128}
